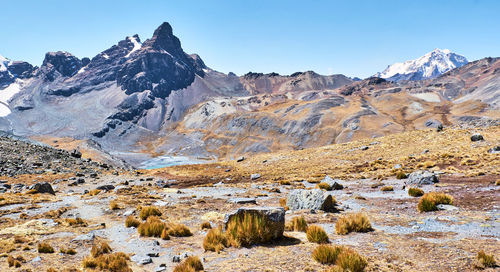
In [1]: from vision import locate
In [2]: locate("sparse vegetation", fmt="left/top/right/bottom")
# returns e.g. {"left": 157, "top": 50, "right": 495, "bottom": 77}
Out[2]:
{"left": 201, "top": 221, "right": 212, "bottom": 230}
{"left": 161, "top": 228, "right": 170, "bottom": 240}
{"left": 286, "top": 216, "right": 308, "bottom": 232}
{"left": 203, "top": 227, "right": 228, "bottom": 253}
{"left": 173, "top": 256, "right": 204, "bottom": 272}
{"left": 396, "top": 171, "right": 407, "bottom": 179}
{"left": 88, "top": 189, "right": 101, "bottom": 196}
{"left": 38, "top": 242, "right": 55, "bottom": 253}
{"left": 312, "top": 245, "right": 367, "bottom": 272}
{"left": 408, "top": 187, "right": 424, "bottom": 197}
{"left": 225, "top": 212, "right": 277, "bottom": 247}
{"left": 380, "top": 186, "right": 393, "bottom": 191}
{"left": 60, "top": 248, "right": 77, "bottom": 255}
{"left": 138, "top": 216, "right": 167, "bottom": 237}
{"left": 279, "top": 198, "right": 288, "bottom": 210}
{"left": 139, "top": 206, "right": 162, "bottom": 220}
{"left": 167, "top": 223, "right": 192, "bottom": 237}
{"left": 83, "top": 252, "right": 131, "bottom": 272}
{"left": 66, "top": 217, "right": 87, "bottom": 226}
{"left": 335, "top": 212, "right": 373, "bottom": 235}
{"left": 417, "top": 192, "right": 453, "bottom": 212}
{"left": 317, "top": 182, "right": 332, "bottom": 191}
{"left": 306, "top": 225, "right": 329, "bottom": 243}
{"left": 109, "top": 200, "right": 120, "bottom": 210}
{"left": 125, "top": 216, "right": 140, "bottom": 228}
{"left": 312, "top": 244, "right": 343, "bottom": 264}
{"left": 335, "top": 247, "right": 368, "bottom": 272}
{"left": 476, "top": 250, "right": 496, "bottom": 268}
{"left": 91, "top": 241, "right": 112, "bottom": 257}
{"left": 7, "top": 255, "right": 22, "bottom": 267}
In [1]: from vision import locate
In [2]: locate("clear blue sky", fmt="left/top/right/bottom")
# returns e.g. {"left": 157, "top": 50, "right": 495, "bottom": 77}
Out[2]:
{"left": 1, "top": 0, "right": 499, "bottom": 78}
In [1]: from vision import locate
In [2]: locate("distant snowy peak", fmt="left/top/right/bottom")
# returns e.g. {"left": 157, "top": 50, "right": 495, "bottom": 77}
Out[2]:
{"left": 376, "top": 48, "right": 468, "bottom": 81}
{"left": 0, "top": 54, "right": 11, "bottom": 72}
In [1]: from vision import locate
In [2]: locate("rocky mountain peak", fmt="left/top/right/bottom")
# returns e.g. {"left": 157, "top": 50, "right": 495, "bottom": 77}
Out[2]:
{"left": 41, "top": 51, "right": 82, "bottom": 80}
{"left": 143, "top": 22, "right": 183, "bottom": 55}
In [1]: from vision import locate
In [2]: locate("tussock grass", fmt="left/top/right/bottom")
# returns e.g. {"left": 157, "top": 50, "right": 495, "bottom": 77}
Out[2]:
{"left": 306, "top": 225, "right": 329, "bottom": 243}
{"left": 317, "top": 182, "right": 332, "bottom": 191}
{"left": 125, "top": 216, "right": 140, "bottom": 228}
{"left": 226, "top": 212, "right": 277, "bottom": 247}
{"left": 66, "top": 217, "right": 87, "bottom": 227}
{"left": 203, "top": 227, "right": 228, "bottom": 253}
{"left": 312, "top": 244, "right": 343, "bottom": 264}
{"left": 7, "top": 255, "right": 22, "bottom": 267}
{"left": 286, "top": 216, "right": 308, "bottom": 232}
{"left": 88, "top": 189, "right": 101, "bottom": 196}
{"left": 60, "top": 248, "right": 76, "bottom": 255}
{"left": 138, "top": 216, "right": 167, "bottom": 237}
{"left": 408, "top": 187, "right": 424, "bottom": 197}
{"left": 312, "top": 245, "right": 367, "bottom": 272}
{"left": 161, "top": 228, "right": 170, "bottom": 240}
{"left": 139, "top": 206, "right": 162, "bottom": 220}
{"left": 167, "top": 224, "right": 192, "bottom": 237}
{"left": 38, "top": 242, "right": 55, "bottom": 253}
{"left": 82, "top": 256, "right": 97, "bottom": 268}
{"left": 279, "top": 198, "right": 288, "bottom": 210}
{"left": 83, "top": 252, "right": 131, "bottom": 272}
{"left": 335, "top": 213, "right": 373, "bottom": 235}
{"left": 395, "top": 171, "right": 407, "bottom": 179}
{"left": 109, "top": 200, "right": 120, "bottom": 210}
{"left": 200, "top": 221, "right": 212, "bottom": 230}
{"left": 476, "top": 250, "right": 496, "bottom": 268}
{"left": 91, "top": 242, "right": 112, "bottom": 258}
{"left": 380, "top": 186, "right": 393, "bottom": 191}
{"left": 173, "top": 256, "right": 204, "bottom": 272}
{"left": 417, "top": 192, "right": 453, "bottom": 212}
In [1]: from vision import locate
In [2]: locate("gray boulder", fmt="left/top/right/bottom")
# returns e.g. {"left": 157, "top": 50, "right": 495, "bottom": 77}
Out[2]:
{"left": 286, "top": 189, "right": 336, "bottom": 211}
{"left": 470, "top": 133, "right": 484, "bottom": 142}
{"left": 407, "top": 171, "right": 439, "bottom": 186}
{"left": 487, "top": 146, "right": 500, "bottom": 154}
{"left": 224, "top": 207, "right": 285, "bottom": 240}
{"left": 250, "top": 173, "right": 261, "bottom": 180}
{"left": 228, "top": 198, "right": 257, "bottom": 204}
{"left": 29, "top": 182, "right": 55, "bottom": 195}
{"left": 131, "top": 255, "right": 153, "bottom": 265}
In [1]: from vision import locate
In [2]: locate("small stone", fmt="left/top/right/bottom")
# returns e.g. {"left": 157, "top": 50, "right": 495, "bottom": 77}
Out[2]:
{"left": 470, "top": 133, "right": 484, "bottom": 142}
{"left": 236, "top": 156, "right": 245, "bottom": 162}
{"left": 360, "top": 146, "right": 369, "bottom": 151}
{"left": 131, "top": 255, "right": 153, "bottom": 265}
{"left": 250, "top": 173, "right": 261, "bottom": 180}
{"left": 228, "top": 198, "right": 257, "bottom": 204}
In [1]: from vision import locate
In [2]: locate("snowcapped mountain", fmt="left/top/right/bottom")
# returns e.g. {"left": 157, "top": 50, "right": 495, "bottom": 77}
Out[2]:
{"left": 375, "top": 48, "right": 468, "bottom": 81}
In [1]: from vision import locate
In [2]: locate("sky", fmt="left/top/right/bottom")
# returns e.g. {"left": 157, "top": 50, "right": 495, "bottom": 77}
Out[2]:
{"left": 1, "top": 0, "right": 499, "bottom": 78}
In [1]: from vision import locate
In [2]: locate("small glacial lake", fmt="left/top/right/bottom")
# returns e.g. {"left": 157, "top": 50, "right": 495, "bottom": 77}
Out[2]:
{"left": 139, "top": 155, "right": 209, "bottom": 169}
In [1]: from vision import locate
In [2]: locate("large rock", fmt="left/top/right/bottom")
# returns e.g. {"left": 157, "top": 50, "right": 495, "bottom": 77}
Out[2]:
{"left": 406, "top": 171, "right": 439, "bottom": 186}
{"left": 28, "top": 182, "right": 55, "bottom": 195}
{"left": 224, "top": 207, "right": 285, "bottom": 240}
{"left": 286, "top": 189, "right": 336, "bottom": 211}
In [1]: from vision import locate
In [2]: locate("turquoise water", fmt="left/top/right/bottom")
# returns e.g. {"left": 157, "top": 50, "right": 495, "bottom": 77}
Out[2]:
{"left": 139, "top": 155, "right": 207, "bottom": 169}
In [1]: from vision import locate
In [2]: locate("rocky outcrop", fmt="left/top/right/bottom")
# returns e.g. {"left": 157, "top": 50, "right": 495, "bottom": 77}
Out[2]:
{"left": 41, "top": 51, "right": 83, "bottom": 81}
{"left": 407, "top": 171, "right": 439, "bottom": 186}
{"left": 28, "top": 182, "right": 55, "bottom": 195}
{"left": 286, "top": 189, "right": 336, "bottom": 211}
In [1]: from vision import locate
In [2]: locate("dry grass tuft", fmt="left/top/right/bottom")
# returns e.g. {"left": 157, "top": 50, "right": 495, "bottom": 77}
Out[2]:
{"left": 476, "top": 250, "right": 496, "bottom": 268}
{"left": 335, "top": 247, "right": 368, "bottom": 272}
{"left": 138, "top": 216, "right": 167, "bottom": 237}
{"left": 125, "top": 216, "right": 140, "bottom": 228}
{"left": 279, "top": 198, "right": 288, "bottom": 210}
{"left": 203, "top": 227, "right": 228, "bottom": 253}
{"left": 317, "top": 182, "right": 332, "bottom": 191}
{"left": 417, "top": 192, "right": 453, "bottom": 212}
{"left": 109, "top": 200, "right": 120, "bottom": 210}
{"left": 408, "top": 187, "right": 424, "bottom": 197}
{"left": 306, "top": 225, "right": 329, "bottom": 243}
{"left": 335, "top": 212, "right": 373, "bottom": 235}
{"left": 226, "top": 212, "right": 278, "bottom": 247}
{"left": 38, "top": 242, "right": 55, "bottom": 253}
{"left": 286, "top": 216, "right": 308, "bottom": 232}
{"left": 173, "top": 256, "right": 204, "bottom": 272}
{"left": 88, "top": 189, "right": 101, "bottom": 196}
{"left": 139, "top": 206, "right": 162, "bottom": 220}
{"left": 91, "top": 241, "right": 112, "bottom": 258}
{"left": 66, "top": 217, "right": 87, "bottom": 227}
{"left": 161, "top": 228, "right": 170, "bottom": 240}
{"left": 312, "top": 244, "right": 343, "bottom": 264}
{"left": 200, "top": 221, "right": 212, "bottom": 230}
{"left": 83, "top": 252, "right": 131, "bottom": 272}
{"left": 7, "top": 255, "right": 22, "bottom": 267}
{"left": 167, "top": 223, "right": 193, "bottom": 237}
{"left": 60, "top": 248, "right": 77, "bottom": 255}
{"left": 395, "top": 171, "right": 407, "bottom": 179}
{"left": 312, "top": 245, "right": 367, "bottom": 272}
{"left": 380, "top": 186, "right": 393, "bottom": 191}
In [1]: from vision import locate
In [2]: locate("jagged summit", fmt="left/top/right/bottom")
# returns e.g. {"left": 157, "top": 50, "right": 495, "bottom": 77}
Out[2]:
{"left": 376, "top": 48, "right": 468, "bottom": 81}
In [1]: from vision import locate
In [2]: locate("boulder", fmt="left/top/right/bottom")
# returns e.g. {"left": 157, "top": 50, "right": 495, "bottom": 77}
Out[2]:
{"left": 470, "top": 133, "right": 484, "bottom": 142}
{"left": 286, "top": 189, "right": 336, "bottom": 211}
{"left": 70, "top": 149, "right": 82, "bottom": 158}
{"left": 228, "top": 198, "right": 257, "bottom": 204}
{"left": 407, "top": 171, "right": 439, "bottom": 186}
{"left": 131, "top": 255, "right": 152, "bottom": 265}
{"left": 29, "top": 182, "right": 55, "bottom": 195}
{"left": 96, "top": 185, "right": 115, "bottom": 191}
{"left": 321, "top": 176, "right": 344, "bottom": 190}
{"left": 224, "top": 207, "right": 285, "bottom": 240}
{"left": 250, "top": 173, "right": 261, "bottom": 180}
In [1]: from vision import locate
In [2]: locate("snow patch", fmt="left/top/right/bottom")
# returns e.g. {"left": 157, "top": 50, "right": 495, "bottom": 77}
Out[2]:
{"left": 0, "top": 79, "right": 23, "bottom": 104}
{"left": 0, "top": 54, "right": 11, "bottom": 72}
{"left": 125, "top": 36, "right": 142, "bottom": 58}
{"left": 411, "top": 92, "right": 441, "bottom": 103}
{"left": 0, "top": 103, "right": 11, "bottom": 117}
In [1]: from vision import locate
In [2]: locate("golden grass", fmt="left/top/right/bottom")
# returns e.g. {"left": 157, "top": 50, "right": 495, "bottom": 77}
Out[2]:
{"left": 312, "top": 244, "right": 343, "bottom": 264}
{"left": 65, "top": 217, "right": 87, "bottom": 227}
{"left": 139, "top": 206, "right": 162, "bottom": 220}
{"left": 7, "top": 255, "right": 22, "bottom": 267}
{"left": 417, "top": 192, "right": 453, "bottom": 212}
{"left": 60, "top": 248, "right": 77, "bottom": 255}
{"left": 83, "top": 252, "right": 131, "bottom": 272}
{"left": 279, "top": 198, "right": 288, "bottom": 210}
{"left": 226, "top": 212, "right": 278, "bottom": 247}
{"left": 335, "top": 212, "right": 373, "bottom": 235}
{"left": 91, "top": 242, "right": 112, "bottom": 258}
{"left": 306, "top": 225, "right": 329, "bottom": 243}
{"left": 335, "top": 247, "right": 368, "bottom": 272}
{"left": 408, "top": 187, "right": 424, "bottom": 197}
{"left": 161, "top": 228, "right": 170, "bottom": 240}
{"left": 109, "top": 200, "right": 120, "bottom": 210}
{"left": 395, "top": 171, "right": 407, "bottom": 179}
{"left": 125, "top": 216, "right": 140, "bottom": 228}
{"left": 476, "top": 250, "right": 496, "bottom": 268}
{"left": 380, "top": 186, "right": 393, "bottom": 191}
{"left": 167, "top": 223, "right": 192, "bottom": 237}
{"left": 286, "top": 216, "right": 308, "bottom": 232}
{"left": 38, "top": 242, "right": 55, "bottom": 253}
{"left": 200, "top": 221, "right": 212, "bottom": 230}
{"left": 317, "top": 182, "right": 332, "bottom": 191}
{"left": 138, "top": 216, "right": 167, "bottom": 237}
{"left": 312, "top": 245, "right": 367, "bottom": 272}
{"left": 203, "top": 227, "right": 228, "bottom": 253}
{"left": 88, "top": 189, "right": 101, "bottom": 196}
{"left": 173, "top": 256, "right": 204, "bottom": 272}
